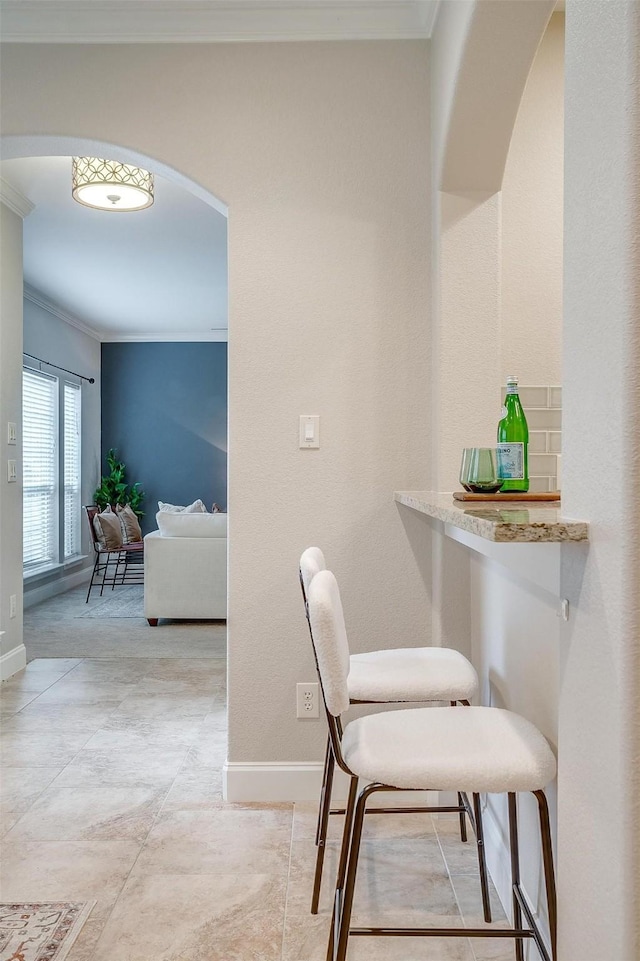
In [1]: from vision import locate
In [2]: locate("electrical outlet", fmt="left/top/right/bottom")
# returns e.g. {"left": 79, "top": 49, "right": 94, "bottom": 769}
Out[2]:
{"left": 296, "top": 681, "right": 319, "bottom": 718}
{"left": 9, "top": 595, "right": 16, "bottom": 619}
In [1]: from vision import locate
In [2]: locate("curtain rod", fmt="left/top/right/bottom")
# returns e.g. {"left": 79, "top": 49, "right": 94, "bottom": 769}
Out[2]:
{"left": 23, "top": 352, "right": 95, "bottom": 385}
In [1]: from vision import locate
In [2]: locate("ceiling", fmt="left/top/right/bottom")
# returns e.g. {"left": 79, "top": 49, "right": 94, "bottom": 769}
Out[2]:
{"left": 1, "top": 156, "right": 228, "bottom": 341}
{"left": 0, "top": 1, "right": 439, "bottom": 341}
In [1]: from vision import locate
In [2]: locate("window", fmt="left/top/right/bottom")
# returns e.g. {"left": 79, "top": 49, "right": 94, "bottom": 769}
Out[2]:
{"left": 23, "top": 366, "right": 82, "bottom": 575}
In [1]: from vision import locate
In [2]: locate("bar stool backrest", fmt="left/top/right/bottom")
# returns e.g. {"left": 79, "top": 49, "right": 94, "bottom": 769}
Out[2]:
{"left": 299, "top": 546, "right": 326, "bottom": 599}
{"left": 307, "top": 569, "right": 351, "bottom": 718}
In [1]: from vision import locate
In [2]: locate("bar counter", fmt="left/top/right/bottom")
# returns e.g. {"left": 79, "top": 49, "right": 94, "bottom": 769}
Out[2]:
{"left": 394, "top": 490, "right": 588, "bottom": 543}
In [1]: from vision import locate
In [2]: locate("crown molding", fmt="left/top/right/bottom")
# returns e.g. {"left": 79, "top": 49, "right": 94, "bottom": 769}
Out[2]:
{"left": 100, "top": 331, "right": 228, "bottom": 343}
{"left": 0, "top": 178, "right": 35, "bottom": 218}
{"left": 0, "top": 1, "right": 439, "bottom": 43}
{"left": 23, "top": 284, "right": 102, "bottom": 341}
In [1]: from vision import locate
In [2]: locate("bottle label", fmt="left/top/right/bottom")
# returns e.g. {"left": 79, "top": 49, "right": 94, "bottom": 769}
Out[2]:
{"left": 496, "top": 442, "right": 525, "bottom": 480}
{"left": 506, "top": 384, "right": 518, "bottom": 395}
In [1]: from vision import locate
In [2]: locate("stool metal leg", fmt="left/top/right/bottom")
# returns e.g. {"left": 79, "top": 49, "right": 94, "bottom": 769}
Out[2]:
{"left": 473, "top": 792, "right": 492, "bottom": 923}
{"left": 508, "top": 792, "right": 525, "bottom": 961}
{"left": 316, "top": 735, "right": 332, "bottom": 845}
{"left": 312, "top": 739, "right": 335, "bottom": 914}
{"left": 334, "top": 780, "right": 376, "bottom": 961}
{"left": 327, "top": 775, "right": 359, "bottom": 961}
{"left": 535, "top": 789, "right": 557, "bottom": 961}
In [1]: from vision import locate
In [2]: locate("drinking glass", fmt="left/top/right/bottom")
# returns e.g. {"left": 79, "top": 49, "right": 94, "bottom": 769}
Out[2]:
{"left": 459, "top": 448, "right": 474, "bottom": 491}
{"left": 466, "top": 447, "right": 502, "bottom": 493}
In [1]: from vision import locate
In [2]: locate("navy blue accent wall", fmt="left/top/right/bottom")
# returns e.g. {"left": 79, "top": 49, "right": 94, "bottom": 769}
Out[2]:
{"left": 101, "top": 342, "right": 227, "bottom": 534}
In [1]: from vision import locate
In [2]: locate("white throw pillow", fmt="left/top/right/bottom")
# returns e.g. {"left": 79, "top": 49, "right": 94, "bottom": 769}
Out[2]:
{"left": 157, "top": 499, "right": 208, "bottom": 514}
{"left": 156, "top": 511, "right": 227, "bottom": 538}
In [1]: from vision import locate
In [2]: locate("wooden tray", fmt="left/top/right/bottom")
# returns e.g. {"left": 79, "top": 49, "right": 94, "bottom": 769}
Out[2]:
{"left": 453, "top": 491, "right": 561, "bottom": 502}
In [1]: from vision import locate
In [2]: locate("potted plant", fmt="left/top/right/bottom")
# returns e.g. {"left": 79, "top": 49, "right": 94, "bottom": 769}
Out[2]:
{"left": 94, "top": 448, "right": 145, "bottom": 515}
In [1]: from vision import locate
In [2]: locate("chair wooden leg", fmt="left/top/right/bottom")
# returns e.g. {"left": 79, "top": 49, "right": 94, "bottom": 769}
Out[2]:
{"left": 508, "top": 792, "right": 525, "bottom": 961}
{"left": 535, "top": 789, "right": 557, "bottom": 961}
{"left": 312, "top": 739, "right": 335, "bottom": 914}
{"left": 326, "top": 775, "right": 358, "bottom": 961}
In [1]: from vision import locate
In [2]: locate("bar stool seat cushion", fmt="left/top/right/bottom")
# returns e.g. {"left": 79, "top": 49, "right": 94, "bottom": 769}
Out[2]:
{"left": 342, "top": 705, "right": 556, "bottom": 794}
{"left": 348, "top": 648, "right": 478, "bottom": 703}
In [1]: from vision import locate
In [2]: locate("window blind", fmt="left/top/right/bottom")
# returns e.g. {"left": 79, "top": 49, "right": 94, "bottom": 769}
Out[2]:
{"left": 63, "top": 383, "right": 81, "bottom": 559}
{"left": 23, "top": 368, "right": 58, "bottom": 572}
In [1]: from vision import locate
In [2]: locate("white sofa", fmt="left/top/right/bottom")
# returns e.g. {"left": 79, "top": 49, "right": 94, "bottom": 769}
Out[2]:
{"left": 143, "top": 511, "right": 227, "bottom": 625}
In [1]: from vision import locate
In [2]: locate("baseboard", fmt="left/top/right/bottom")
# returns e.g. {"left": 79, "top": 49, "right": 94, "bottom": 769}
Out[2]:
{"left": 23, "top": 566, "right": 91, "bottom": 609}
{"left": 0, "top": 643, "right": 27, "bottom": 680}
{"left": 224, "top": 761, "right": 326, "bottom": 801}
{"left": 223, "top": 760, "right": 443, "bottom": 808}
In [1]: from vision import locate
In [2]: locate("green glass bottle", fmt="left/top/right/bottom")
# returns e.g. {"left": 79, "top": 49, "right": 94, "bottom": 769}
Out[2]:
{"left": 497, "top": 376, "right": 529, "bottom": 492}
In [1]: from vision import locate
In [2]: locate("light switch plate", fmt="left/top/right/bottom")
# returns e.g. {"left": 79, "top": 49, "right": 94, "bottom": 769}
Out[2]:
{"left": 299, "top": 415, "right": 320, "bottom": 449}
{"left": 7, "top": 423, "right": 16, "bottom": 445}
{"left": 7, "top": 460, "right": 16, "bottom": 483}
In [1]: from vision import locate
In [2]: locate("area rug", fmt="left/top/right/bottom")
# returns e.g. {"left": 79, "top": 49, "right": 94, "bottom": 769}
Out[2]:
{"left": 0, "top": 902, "right": 96, "bottom": 961}
{"left": 77, "top": 585, "right": 144, "bottom": 618}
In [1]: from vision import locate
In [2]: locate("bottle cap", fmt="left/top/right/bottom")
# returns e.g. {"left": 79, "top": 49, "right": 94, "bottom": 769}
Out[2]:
{"left": 506, "top": 375, "right": 518, "bottom": 385}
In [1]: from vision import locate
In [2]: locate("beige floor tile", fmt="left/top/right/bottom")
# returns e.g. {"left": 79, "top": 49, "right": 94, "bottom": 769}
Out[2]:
{"left": 1, "top": 670, "right": 63, "bottom": 694}
{"left": 286, "top": 838, "right": 458, "bottom": 922}
{"left": 91, "top": 872, "right": 286, "bottom": 961}
{"left": 0, "top": 765, "right": 62, "bottom": 811}
{"left": 8, "top": 701, "right": 123, "bottom": 728}
{"left": 65, "top": 919, "right": 107, "bottom": 961}
{"left": 437, "top": 831, "right": 483, "bottom": 877}
{"left": 159, "top": 768, "right": 224, "bottom": 811}
{"left": 0, "top": 839, "right": 140, "bottom": 920}
{"left": 6, "top": 784, "right": 167, "bottom": 842}
{"left": 292, "top": 801, "right": 437, "bottom": 843}
{"left": 51, "top": 746, "right": 189, "bottom": 787}
{"left": 0, "top": 810, "right": 22, "bottom": 836}
{"left": 1, "top": 729, "right": 97, "bottom": 767}
{"left": 132, "top": 804, "right": 293, "bottom": 876}
{"left": 282, "top": 913, "right": 474, "bottom": 961}
{"left": 110, "top": 692, "right": 214, "bottom": 720}
{"left": 22, "top": 657, "right": 84, "bottom": 673}
{"left": 83, "top": 716, "right": 204, "bottom": 751}
{"left": 33, "top": 676, "right": 139, "bottom": 703}
{"left": 450, "top": 875, "right": 507, "bottom": 923}
{"left": 0, "top": 689, "right": 41, "bottom": 714}
{"left": 65, "top": 658, "right": 161, "bottom": 681}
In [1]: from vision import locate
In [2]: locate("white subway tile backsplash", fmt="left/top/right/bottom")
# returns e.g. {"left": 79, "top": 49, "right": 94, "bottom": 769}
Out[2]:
{"left": 529, "top": 476, "right": 551, "bottom": 493}
{"left": 529, "top": 431, "right": 547, "bottom": 453}
{"left": 548, "top": 431, "right": 561, "bottom": 453}
{"left": 529, "top": 453, "right": 558, "bottom": 475}
{"left": 549, "top": 386, "right": 562, "bottom": 409}
{"left": 525, "top": 408, "right": 562, "bottom": 430}
{"left": 519, "top": 386, "right": 549, "bottom": 408}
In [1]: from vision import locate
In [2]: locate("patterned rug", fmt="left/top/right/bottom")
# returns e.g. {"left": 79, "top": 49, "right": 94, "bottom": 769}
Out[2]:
{"left": 0, "top": 903, "right": 95, "bottom": 961}
{"left": 77, "top": 585, "right": 144, "bottom": 618}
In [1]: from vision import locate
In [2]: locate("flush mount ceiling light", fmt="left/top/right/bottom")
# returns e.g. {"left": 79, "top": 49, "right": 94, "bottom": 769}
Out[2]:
{"left": 71, "top": 157, "right": 154, "bottom": 211}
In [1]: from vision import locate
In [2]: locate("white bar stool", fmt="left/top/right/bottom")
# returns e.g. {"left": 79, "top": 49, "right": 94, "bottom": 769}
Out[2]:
{"left": 307, "top": 568, "right": 557, "bottom": 961}
{"left": 300, "top": 547, "right": 491, "bottom": 920}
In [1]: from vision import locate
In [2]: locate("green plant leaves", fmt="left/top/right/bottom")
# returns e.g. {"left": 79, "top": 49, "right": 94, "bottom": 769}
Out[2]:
{"left": 94, "top": 448, "right": 145, "bottom": 516}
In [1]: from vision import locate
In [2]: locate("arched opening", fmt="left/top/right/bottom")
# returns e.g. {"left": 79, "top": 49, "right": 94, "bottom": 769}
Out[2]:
{"left": 1, "top": 132, "right": 230, "bottom": 710}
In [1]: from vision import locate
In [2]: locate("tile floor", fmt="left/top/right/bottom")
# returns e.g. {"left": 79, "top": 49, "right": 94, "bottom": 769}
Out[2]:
{"left": 0, "top": 589, "right": 516, "bottom": 960}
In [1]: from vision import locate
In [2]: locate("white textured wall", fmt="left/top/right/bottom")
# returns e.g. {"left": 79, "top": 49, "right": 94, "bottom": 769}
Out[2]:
{"left": 0, "top": 202, "right": 24, "bottom": 664}
{"left": 0, "top": 41, "right": 432, "bottom": 762}
{"left": 22, "top": 298, "right": 101, "bottom": 599}
{"left": 561, "top": 2, "right": 640, "bottom": 957}
{"left": 501, "top": 13, "right": 564, "bottom": 385}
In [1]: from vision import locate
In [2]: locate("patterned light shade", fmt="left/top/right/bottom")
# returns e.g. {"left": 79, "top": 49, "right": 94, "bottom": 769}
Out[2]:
{"left": 72, "top": 157, "right": 154, "bottom": 211}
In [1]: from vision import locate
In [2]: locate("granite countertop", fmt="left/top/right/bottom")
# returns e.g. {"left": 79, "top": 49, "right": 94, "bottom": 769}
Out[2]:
{"left": 394, "top": 491, "right": 589, "bottom": 543}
